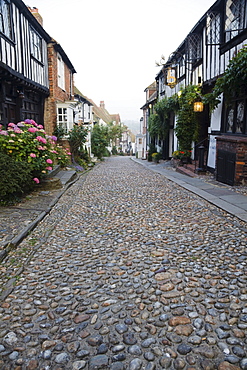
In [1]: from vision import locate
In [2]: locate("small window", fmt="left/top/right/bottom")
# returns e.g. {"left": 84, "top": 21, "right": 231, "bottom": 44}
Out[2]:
{"left": 57, "top": 107, "right": 67, "bottom": 133}
{"left": 30, "top": 28, "right": 42, "bottom": 62}
{"left": 139, "top": 138, "right": 142, "bottom": 144}
{"left": 57, "top": 53, "right": 65, "bottom": 90}
{"left": 0, "top": 0, "right": 13, "bottom": 40}
{"left": 223, "top": 97, "right": 247, "bottom": 135}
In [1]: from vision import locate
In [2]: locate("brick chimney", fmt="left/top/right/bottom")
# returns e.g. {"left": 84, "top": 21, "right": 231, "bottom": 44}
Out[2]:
{"left": 28, "top": 7, "right": 43, "bottom": 26}
{"left": 100, "top": 101, "right": 105, "bottom": 109}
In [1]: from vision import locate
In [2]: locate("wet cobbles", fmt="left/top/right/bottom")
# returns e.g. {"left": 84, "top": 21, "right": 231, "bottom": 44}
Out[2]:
{"left": 0, "top": 157, "right": 247, "bottom": 369}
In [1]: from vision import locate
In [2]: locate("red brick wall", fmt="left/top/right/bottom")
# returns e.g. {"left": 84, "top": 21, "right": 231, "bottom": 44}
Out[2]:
{"left": 216, "top": 135, "right": 247, "bottom": 184}
{"left": 44, "top": 43, "right": 74, "bottom": 136}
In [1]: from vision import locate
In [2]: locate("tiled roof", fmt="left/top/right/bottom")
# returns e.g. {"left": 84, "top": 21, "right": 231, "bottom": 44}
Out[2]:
{"left": 74, "top": 87, "right": 92, "bottom": 105}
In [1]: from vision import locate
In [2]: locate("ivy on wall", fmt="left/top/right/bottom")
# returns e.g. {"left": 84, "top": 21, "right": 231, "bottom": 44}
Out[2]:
{"left": 203, "top": 45, "right": 247, "bottom": 111}
{"left": 148, "top": 95, "right": 178, "bottom": 140}
{"left": 175, "top": 85, "right": 201, "bottom": 152}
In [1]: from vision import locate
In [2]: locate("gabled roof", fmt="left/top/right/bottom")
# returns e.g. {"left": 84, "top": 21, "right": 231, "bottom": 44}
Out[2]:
{"left": 74, "top": 87, "right": 92, "bottom": 105}
{"left": 91, "top": 101, "right": 113, "bottom": 124}
{"left": 50, "top": 39, "right": 76, "bottom": 74}
{"left": 110, "top": 114, "right": 121, "bottom": 125}
{"left": 144, "top": 81, "right": 156, "bottom": 92}
{"left": 14, "top": 0, "right": 51, "bottom": 42}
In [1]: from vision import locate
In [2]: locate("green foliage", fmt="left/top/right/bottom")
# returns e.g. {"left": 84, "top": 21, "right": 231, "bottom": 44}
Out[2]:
{"left": 203, "top": 45, "right": 247, "bottom": 111}
{"left": 53, "top": 125, "right": 66, "bottom": 140}
{"left": 112, "top": 146, "right": 118, "bottom": 155}
{"left": 91, "top": 124, "right": 110, "bottom": 160}
{"left": 149, "top": 95, "right": 178, "bottom": 140}
{"left": 67, "top": 125, "right": 88, "bottom": 157}
{"left": 55, "top": 145, "right": 71, "bottom": 168}
{"left": 108, "top": 123, "right": 123, "bottom": 146}
{"left": 0, "top": 120, "right": 71, "bottom": 183}
{"left": 103, "top": 148, "right": 111, "bottom": 157}
{"left": 78, "top": 146, "right": 90, "bottom": 163}
{"left": 0, "top": 153, "right": 34, "bottom": 205}
{"left": 147, "top": 142, "right": 156, "bottom": 161}
{"left": 175, "top": 85, "right": 200, "bottom": 151}
{"left": 172, "top": 149, "right": 192, "bottom": 159}
{"left": 0, "top": 119, "right": 71, "bottom": 204}
{"left": 152, "top": 152, "right": 161, "bottom": 163}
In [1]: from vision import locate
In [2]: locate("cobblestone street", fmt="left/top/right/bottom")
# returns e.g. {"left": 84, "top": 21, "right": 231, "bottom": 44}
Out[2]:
{"left": 0, "top": 156, "right": 247, "bottom": 370}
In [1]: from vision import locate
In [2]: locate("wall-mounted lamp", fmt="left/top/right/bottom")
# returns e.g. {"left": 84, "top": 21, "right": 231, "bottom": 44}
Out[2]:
{"left": 17, "top": 89, "right": 24, "bottom": 99}
{"left": 193, "top": 101, "right": 204, "bottom": 112}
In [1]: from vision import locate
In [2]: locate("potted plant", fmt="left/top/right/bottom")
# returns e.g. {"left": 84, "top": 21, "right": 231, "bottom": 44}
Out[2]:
{"left": 152, "top": 152, "right": 161, "bottom": 163}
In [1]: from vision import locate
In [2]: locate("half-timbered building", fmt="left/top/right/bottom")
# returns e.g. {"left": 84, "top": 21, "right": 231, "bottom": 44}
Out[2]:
{"left": 154, "top": 0, "right": 247, "bottom": 185}
{"left": 0, "top": 0, "right": 50, "bottom": 127}
{"left": 74, "top": 87, "right": 93, "bottom": 156}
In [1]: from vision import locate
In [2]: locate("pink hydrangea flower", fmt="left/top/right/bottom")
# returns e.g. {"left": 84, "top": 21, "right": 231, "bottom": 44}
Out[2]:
{"left": 37, "top": 125, "right": 44, "bottom": 129}
{"left": 14, "top": 128, "right": 23, "bottom": 133}
{"left": 30, "top": 120, "right": 37, "bottom": 126}
{"left": 46, "top": 166, "right": 52, "bottom": 171}
{"left": 51, "top": 135, "right": 57, "bottom": 141}
{"left": 30, "top": 153, "right": 36, "bottom": 158}
{"left": 8, "top": 123, "right": 15, "bottom": 127}
{"left": 0, "top": 130, "right": 8, "bottom": 136}
{"left": 37, "top": 146, "right": 45, "bottom": 150}
{"left": 33, "top": 177, "right": 40, "bottom": 184}
{"left": 46, "top": 158, "right": 53, "bottom": 164}
{"left": 36, "top": 136, "right": 47, "bottom": 144}
{"left": 28, "top": 127, "right": 38, "bottom": 133}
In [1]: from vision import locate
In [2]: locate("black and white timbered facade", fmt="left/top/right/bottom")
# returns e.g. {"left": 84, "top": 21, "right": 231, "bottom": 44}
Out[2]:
{"left": 155, "top": 0, "right": 247, "bottom": 184}
{"left": 0, "top": 0, "right": 51, "bottom": 127}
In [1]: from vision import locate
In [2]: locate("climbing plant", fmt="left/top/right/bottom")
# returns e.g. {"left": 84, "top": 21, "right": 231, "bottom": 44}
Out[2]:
{"left": 148, "top": 95, "right": 178, "bottom": 140}
{"left": 203, "top": 45, "right": 247, "bottom": 111}
{"left": 175, "top": 85, "right": 201, "bottom": 152}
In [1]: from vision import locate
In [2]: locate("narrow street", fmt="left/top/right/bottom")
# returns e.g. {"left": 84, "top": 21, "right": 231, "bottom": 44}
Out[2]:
{"left": 0, "top": 156, "right": 246, "bottom": 370}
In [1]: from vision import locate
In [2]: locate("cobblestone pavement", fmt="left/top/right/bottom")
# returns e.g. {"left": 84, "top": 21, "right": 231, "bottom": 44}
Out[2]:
{"left": 0, "top": 156, "right": 247, "bottom": 370}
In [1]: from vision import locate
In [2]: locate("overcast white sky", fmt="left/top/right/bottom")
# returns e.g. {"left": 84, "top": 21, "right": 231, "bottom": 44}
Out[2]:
{"left": 24, "top": 0, "right": 216, "bottom": 127}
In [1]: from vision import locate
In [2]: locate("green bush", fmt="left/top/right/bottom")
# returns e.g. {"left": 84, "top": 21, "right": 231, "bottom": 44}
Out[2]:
{"left": 112, "top": 146, "right": 118, "bottom": 155}
{"left": 91, "top": 124, "right": 109, "bottom": 160}
{"left": 147, "top": 143, "right": 156, "bottom": 161}
{"left": 0, "top": 120, "right": 71, "bottom": 204}
{"left": 0, "top": 154, "right": 34, "bottom": 205}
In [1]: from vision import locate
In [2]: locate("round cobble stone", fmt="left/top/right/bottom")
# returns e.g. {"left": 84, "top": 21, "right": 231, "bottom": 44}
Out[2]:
{"left": 0, "top": 157, "right": 246, "bottom": 370}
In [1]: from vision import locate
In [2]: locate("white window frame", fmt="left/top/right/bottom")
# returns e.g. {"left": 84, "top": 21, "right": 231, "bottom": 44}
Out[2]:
{"left": 57, "top": 53, "right": 65, "bottom": 90}
{"left": 57, "top": 106, "right": 68, "bottom": 133}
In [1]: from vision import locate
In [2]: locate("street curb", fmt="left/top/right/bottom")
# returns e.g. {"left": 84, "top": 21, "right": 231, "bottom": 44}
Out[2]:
{"left": 131, "top": 157, "right": 247, "bottom": 223}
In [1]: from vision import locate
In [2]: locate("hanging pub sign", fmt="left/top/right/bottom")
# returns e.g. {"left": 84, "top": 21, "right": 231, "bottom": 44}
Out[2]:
{"left": 164, "top": 67, "right": 177, "bottom": 88}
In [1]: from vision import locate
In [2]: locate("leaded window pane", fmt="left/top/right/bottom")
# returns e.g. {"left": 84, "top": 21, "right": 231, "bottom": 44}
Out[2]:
{"left": 206, "top": 12, "right": 221, "bottom": 45}
{"left": 226, "top": 107, "right": 234, "bottom": 133}
{"left": 225, "top": 0, "right": 246, "bottom": 41}
{"left": 236, "top": 101, "right": 244, "bottom": 133}
{"left": 0, "top": 0, "right": 13, "bottom": 40}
